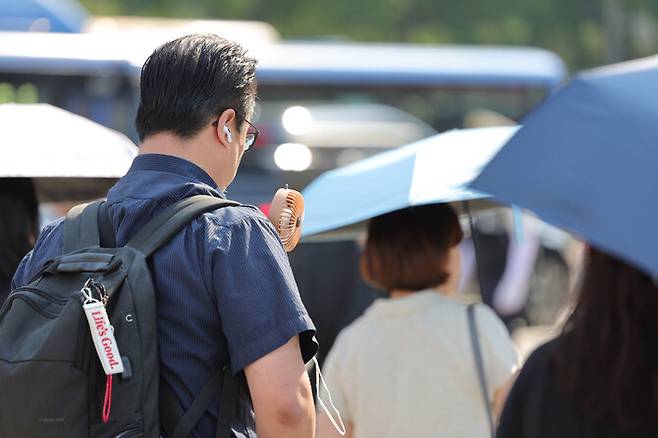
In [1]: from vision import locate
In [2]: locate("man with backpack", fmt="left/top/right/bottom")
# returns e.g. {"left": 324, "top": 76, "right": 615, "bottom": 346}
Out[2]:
{"left": 7, "top": 34, "right": 318, "bottom": 437}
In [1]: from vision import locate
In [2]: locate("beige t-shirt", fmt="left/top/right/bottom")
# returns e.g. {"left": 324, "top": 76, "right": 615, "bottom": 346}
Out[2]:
{"left": 320, "top": 290, "right": 518, "bottom": 438}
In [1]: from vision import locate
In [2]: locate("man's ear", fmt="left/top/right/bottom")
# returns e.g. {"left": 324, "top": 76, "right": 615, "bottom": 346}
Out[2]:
{"left": 215, "top": 108, "right": 237, "bottom": 149}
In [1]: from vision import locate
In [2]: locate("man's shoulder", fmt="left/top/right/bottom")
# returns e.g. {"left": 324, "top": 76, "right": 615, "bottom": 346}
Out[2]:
{"left": 41, "top": 216, "right": 66, "bottom": 236}
{"left": 196, "top": 202, "right": 285, "bottom": 253}
{"left": 33, "top": 217, "right": 66, "bottom": 255}
{"left": 201, "top": 202, "right": 273, "bottom": 231}
{"left": 13, "top": 217, "right": 65, "bottom": 288}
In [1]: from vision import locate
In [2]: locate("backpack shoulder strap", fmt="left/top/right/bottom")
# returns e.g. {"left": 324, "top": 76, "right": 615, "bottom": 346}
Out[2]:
{"left": 160, "top": 365, "right": 238, "bottom": 438}
{"left": 63, "top": 200, "right": 103, "bottom": 253}
{"left": 63, "top": 200, "right": 116, "bottom": 253}
{"left": 127, "top": 195, "right": 240, "bottom": 258}
{"left": 467, "top": 303, "right": 496, "bottom": 438}
{"left": 98, "top": 201, "right": 116, "bottom": 248}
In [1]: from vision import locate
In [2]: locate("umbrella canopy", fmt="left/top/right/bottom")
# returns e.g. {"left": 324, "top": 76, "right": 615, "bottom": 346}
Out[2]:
{"left": 471, "top": 55, "right": 658, "bottom": 278}
{"left": 0, "top": 103, "right": 137, "bottom": 201}
{"left": 302, "top": 126, "right": 518, "bottom": 236}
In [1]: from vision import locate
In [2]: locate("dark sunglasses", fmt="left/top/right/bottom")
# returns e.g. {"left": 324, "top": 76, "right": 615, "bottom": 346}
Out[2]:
{"left": 212, "top": 119, "right": 259, "bottom": 151}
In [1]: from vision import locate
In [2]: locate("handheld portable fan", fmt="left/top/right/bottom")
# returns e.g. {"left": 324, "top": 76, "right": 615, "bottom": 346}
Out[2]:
{"left": 268, "top": 186, "right": 305, "bottom": 252}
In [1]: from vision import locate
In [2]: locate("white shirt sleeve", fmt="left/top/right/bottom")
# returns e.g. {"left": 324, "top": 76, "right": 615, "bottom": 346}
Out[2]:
{"left": 474, "top": 304, "right": 520, "bottom": 400}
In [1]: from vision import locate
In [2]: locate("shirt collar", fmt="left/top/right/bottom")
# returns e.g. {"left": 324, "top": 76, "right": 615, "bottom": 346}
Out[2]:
{"left": 367, "top": 290, "right": 449, "bottom": 317}
{"left": 128, "top": 153, "right": 223, "bottom": 194}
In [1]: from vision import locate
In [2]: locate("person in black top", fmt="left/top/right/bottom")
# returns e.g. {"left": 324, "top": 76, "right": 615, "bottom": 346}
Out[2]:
{"left": 498, "top": 245, "right": 658, "bottom": 438}
{"left": 0, "top": 178, "right": 38, "bottom": 304}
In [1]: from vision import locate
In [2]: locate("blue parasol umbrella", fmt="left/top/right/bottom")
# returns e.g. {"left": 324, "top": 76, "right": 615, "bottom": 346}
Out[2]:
{"left": 302, "top": 126, "right": 518, "bottom": 236}
{"left": 471, "top": 55, "right": 658, "bottom": 278}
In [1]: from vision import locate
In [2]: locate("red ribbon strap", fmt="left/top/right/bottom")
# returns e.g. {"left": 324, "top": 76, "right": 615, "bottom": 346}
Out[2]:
{"left": 102, "top": 374, "right": 113, "bottom": 423}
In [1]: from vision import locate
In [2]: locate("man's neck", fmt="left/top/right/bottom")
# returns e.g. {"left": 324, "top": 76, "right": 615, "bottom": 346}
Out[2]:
{"left": 139, "top": 132, "right": 193, "bottom": 158}
{"left": 139, "top": 133, "right": 221, "bottom": 188}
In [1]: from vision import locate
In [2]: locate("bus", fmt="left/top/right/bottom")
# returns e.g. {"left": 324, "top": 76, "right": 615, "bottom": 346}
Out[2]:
{"left": 246, "top": 41, "right": 566, "bottom": 188}
{"left": 253, "top": 41, "right": 565, "bottom": 130}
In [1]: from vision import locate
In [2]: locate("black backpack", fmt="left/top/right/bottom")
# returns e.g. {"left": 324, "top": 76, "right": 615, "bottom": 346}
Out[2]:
{"left": 0, "top": 195, "right": 240, "bottom": 438}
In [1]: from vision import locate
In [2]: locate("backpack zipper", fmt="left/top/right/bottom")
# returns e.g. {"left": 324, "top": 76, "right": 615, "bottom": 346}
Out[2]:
{"left": 0, "top": 289, "right": 64, "bottom": 320}
{"left": 114, "top": 423, "right": 143, "bottom": 438}
{"left": 12, "top": 287, "right": 69, "bottom": 305}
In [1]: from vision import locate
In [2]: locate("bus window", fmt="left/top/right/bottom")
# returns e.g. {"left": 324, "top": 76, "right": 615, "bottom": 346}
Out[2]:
{"left": 0, "top": 83, "right": 13, "bottom": 103}
{"left": 258, "top": 84, "right": 547, "bottom": 132}
{"left": 0, "top": 82, "right": 40, "bottom": 103}
{"left": 0, "top": 72, "right": 138, "bottom": 140}
{"left": 254, "top": 42, "right": 566, "bottom": 132}
{"left": 16, "top": 83, "right": 39, "bottom": 102}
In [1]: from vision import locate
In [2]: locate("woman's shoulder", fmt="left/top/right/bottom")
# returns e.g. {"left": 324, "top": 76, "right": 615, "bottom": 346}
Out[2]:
{"left": 332, "top": 305, "right": 380, "bottom": 346}
{"left": 524, "top": 337, "right": 561, "bottom": 370}
{"left": 471, "top": 303, "right": 514, "bottom": 344}
{"left": 471, "top": 301, "right": 504, "bottom": 322}
{"left": 331, "top": 297, "right": 416, "bottom": 352}
{"left": 497, "top": 338, "right": 561, "bottom": 438}
{"left": 514, "top": 337, "right": 561, "bottom": 391}
{"left": 323, "top": 309, "right": 381, "bottom": 374}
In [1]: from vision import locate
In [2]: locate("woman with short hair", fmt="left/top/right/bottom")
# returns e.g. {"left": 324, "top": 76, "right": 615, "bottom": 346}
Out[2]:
{"left": 317, "top": 204, "right": 518, "bottom": 438}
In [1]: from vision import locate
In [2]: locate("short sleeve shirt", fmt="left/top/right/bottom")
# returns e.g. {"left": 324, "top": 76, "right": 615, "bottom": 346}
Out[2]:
{"left": 320, "top": 291, "right": 517, "bottom": 438}
{"left": 12, "top": 154, "right": 318, "bottom": 438}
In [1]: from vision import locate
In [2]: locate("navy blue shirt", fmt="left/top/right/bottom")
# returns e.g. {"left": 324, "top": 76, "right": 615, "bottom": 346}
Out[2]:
{"left": 13, "top": 154, "right": 318, "bottom": 437}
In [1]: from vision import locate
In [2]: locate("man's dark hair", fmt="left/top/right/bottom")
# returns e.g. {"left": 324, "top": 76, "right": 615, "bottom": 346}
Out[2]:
{"left": 0, "top": 178, "right": 38, "bottom": 303}
{"left": 136, "top": 34, "right": 257, "bottom": 141}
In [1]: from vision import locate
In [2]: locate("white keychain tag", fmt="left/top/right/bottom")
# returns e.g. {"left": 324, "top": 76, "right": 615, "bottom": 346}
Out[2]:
{"left": 81, "top": 282, "right": 124, "bottom": 375}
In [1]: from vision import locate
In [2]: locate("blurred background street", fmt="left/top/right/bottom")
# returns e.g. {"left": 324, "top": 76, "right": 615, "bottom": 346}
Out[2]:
{"left": 1, "top": 0, "right": 657, "bottom": 363}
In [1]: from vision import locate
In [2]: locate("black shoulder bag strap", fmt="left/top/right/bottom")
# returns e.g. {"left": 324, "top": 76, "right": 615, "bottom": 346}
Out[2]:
{"left": 467, "top": 304, "right": 496, "bottom": 438}
{"left": 124, "top": 195, "right": 240, "bottom": 438}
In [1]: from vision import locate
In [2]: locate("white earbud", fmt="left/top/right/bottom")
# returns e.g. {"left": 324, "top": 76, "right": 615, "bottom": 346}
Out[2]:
{"left": 223, "top": 125, "right": 233, "bottom": 143}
